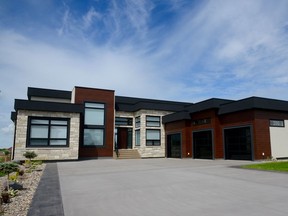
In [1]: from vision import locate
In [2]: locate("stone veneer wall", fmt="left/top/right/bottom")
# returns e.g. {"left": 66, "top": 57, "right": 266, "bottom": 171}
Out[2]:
{"left": 14, "top": 110, "right": 80, "bottom": 160}
{"left": 116, "top": 110, "right": 173, "bottom": 158}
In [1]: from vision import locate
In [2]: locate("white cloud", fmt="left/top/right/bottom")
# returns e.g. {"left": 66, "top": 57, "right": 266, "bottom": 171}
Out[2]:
{"left": 1, "top": 0, "right": 288, "bottom": 148}
{"left": 1, "top": 123, "right": 14, "bottom": 134}
{"left": 83, "top": 7, "right": 101, "bottom": 29}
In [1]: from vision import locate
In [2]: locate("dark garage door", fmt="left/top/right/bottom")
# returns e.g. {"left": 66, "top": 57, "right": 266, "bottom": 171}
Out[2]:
{"left": 167, "top": 133, "right": 181, "bottom": 158}
{"left": 193, "top": 130, "right": 213, "bottom": 159}
{"left": 224, "top": 126, "right": 252, "bottom": 160}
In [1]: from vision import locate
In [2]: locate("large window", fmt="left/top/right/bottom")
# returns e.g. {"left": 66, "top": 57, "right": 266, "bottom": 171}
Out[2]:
{"left": 84, "top": 102, "right": 105, "bottom": 146}
{"left": 146, "top": 116, "right": 161, "bottom": 127}
{"left": 146, "top": 129, "right": 160, "bottom": 146}
{"left": 27, "top": 118, "right": 69, "bottom": 147}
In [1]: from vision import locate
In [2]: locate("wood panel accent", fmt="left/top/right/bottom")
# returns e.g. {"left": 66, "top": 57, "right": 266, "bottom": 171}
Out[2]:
{"left": 74, "top": 87, "right": 115, "bottom": 158}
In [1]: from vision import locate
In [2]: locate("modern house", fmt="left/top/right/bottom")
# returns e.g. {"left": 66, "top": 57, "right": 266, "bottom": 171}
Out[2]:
{"left": 11, "top": 86, "right": 288, "bottom": 161}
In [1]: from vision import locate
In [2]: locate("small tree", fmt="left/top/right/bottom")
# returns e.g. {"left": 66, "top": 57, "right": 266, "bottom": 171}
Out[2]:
{"left": 0, "top": 162, "right": 19, "bottom": 190}
{"left": 23, "top": 151, "right": 37, "bottom": 161}
{"left": 2, "top": 149, "right": 10, "bottom": 162}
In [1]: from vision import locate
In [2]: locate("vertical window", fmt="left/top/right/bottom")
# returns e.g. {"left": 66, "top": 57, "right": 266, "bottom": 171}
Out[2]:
{"left": 146, "top": 116, "right": 160, "bottom": 127}
{"left": 135, "top": 116, "right": 140, "bottom": 128}
{"left": 146, "top": 129, "right": 161, "bottom": 146}
{"left": 28, "top": 118, "right": 69, "bottom": 147}
{"left": 84, "top": 103, "right": 105, "bottom": 146}
{"left": 135, "top": 130, "right": 140, "bottom": 146}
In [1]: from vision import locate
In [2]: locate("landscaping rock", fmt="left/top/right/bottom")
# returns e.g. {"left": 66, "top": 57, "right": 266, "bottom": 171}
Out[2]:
{"left": 9, "top": 182, "right": 23, "bottom": 190}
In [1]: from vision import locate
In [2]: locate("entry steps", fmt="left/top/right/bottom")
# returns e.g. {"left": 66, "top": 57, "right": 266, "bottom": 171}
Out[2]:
{"left": 114, "top": 149, "right": 141, "bottom": 159}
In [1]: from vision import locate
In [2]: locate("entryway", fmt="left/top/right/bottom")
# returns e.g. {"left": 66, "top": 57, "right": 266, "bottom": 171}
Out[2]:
{"left": 115, "top": 128, "right": 132, "bottom": 149}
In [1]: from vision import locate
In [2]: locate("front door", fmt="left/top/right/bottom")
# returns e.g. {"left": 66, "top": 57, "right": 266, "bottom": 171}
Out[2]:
{"left": 115, "top": 128, "right": 132, "bottom": 149}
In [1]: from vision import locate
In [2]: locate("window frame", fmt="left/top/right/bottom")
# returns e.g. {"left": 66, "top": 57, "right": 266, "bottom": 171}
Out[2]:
{"left": 146, "top": 115, "right": 161, "bottom": 127}
{"left": 83, "top": 102, "right": 106, "bottom": 147}
{"left": 27, "top": 117, "right": 70, "bottom": 147}
{"left": 146, "top": 129, "right": 161, "bottom": 146}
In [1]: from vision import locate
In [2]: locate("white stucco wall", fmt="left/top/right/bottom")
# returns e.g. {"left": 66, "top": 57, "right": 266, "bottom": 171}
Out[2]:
{"left": 270, "top": 120, "right": 288, "bottom": 159}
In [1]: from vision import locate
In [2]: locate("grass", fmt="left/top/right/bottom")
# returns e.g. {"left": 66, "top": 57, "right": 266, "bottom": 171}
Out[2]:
{"left": 242, "top": 161, "right": 288, "bottom": 172}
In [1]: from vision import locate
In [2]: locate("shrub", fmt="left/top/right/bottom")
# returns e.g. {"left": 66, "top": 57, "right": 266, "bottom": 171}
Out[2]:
{"left": 8, "top": 172, "right": 19, "bottom": 182}
{"left": 0, "top": 162, "right": 19, "bottom": 190}
{"left": 23, "top": 151, "right": 37, "bottom": 161}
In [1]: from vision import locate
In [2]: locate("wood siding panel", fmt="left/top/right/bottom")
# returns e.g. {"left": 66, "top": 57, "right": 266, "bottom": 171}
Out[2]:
{"left": 74, "top": 87, "right": 115, "bottom": 158}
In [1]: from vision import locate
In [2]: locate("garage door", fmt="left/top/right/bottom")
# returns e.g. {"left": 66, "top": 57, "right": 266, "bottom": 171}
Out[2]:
{"left": 224, "top": 126, "right": 252, "bottom": 160}
{"left": 193, "top": 130, "right": 213, "bottom": 159}
{"left": 167, "top": 133, "right": 181, "bottom": 158}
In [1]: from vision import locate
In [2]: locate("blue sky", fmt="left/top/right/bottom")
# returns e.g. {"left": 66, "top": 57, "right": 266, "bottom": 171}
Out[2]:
{"left": 1, "top": 0, "right": 288, "bottom": 148}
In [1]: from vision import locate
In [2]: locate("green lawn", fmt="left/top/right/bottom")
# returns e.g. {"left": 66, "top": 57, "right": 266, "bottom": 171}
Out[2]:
{"left": 242, "top": 161, "right": 288, "bottom": 172}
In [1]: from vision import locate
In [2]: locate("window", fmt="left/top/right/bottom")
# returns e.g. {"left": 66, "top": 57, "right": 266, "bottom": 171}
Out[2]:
{"left": 135, "top": 116, "right": 140, "bottom": 128}
{"left": 270, "top": 120, "right": 285, "bottom": 127}
{"left": 135, "top": 130, "right": 140, "bottom": 146}
{"left": 146, "top": 116, "right": 160, "bottom": 127}
{"left": 84, "top": 129, "right": 104, "bottom": 146}
{"left": 84, "top": 102, "right": 105, "bottom": 146}
{"left": 84, "top": 103, "right": 104, "bottom": 126}
{"left": 192, "top": 118, "right": 211, "bottom": 126}
{"left": 27, "top": 118, "right": 69, "bottom": 147}
{"left": 115, "top": 117, "right": 133, "bottom": 126}
{"left": 146, "top": 129, "right": 160, "bottom": 146}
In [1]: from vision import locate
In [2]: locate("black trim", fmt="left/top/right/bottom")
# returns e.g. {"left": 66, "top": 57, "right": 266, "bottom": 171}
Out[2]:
{"left": 14, "top": 99, "right": 83, "bottom": 113}
{"left": 115, "top": 96, "right": 192, "bottom": 112}
{"left": 11, "top": 111, "right": 16, "bottom": 122}
{"left": 28, "top": 87, "right": 71, "bottom": 100}
{"left": 219, "top": 97, "right": 288, "bottom": 115}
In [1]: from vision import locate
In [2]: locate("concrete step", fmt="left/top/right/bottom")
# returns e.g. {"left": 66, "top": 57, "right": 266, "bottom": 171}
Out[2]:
{"left": 115, "top": 149, "right": 141, "bottom": 159}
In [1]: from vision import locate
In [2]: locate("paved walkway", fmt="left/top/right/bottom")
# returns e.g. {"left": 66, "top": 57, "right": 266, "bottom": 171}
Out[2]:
{"left": 28, "top": 163, "right": 64, "bottom": 216}
{"left": 57, "top": 159, "right": 288, "bottom": 216}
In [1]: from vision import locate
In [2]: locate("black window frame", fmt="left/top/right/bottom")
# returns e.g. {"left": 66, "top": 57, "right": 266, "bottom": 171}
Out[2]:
{"left": 269, "top": 119, "right": 285, "bottom": 127}
{"left": 27, "top": 117, "right": 70, "bottom": 147}
{"left": 83, "top": 102, "right": 106, "bottom": 147}
{"left": 146, "top": 115, "right": 161, "bottom": 127}
{"left": 146, "top": 129, "right": 161, "bottom": 146}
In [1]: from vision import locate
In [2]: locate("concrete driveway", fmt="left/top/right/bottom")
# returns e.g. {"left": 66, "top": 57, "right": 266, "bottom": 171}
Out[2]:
{"left": 57, "top": 159, "right": 288, "bottom": 216}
